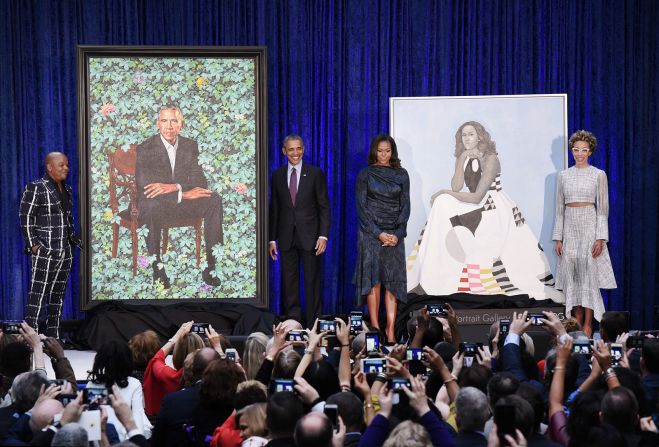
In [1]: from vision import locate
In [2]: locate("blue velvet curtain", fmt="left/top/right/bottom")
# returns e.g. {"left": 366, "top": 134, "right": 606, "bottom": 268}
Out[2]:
{"left": 1, "top": 0, "right": 657, "bottom": 328}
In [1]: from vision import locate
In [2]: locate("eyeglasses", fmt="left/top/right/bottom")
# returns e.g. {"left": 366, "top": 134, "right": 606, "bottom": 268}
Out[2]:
{"left": 571, "top": 147, "right": 590, "bottom": 154}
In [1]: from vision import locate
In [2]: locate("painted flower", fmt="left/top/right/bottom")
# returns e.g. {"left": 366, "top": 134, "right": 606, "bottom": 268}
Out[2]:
{"left": 196, "top": 76, "right": 205, "bottom": 88}
{"left": 132, "top": 72, "right": 145, "bottom": 84}
{"left": 103, "top": 210, "right": 113, "bottom": 219}
{"left": 137, "top": 256, "right": 150, "bottom": 269}
{"left": 234, "top": 182, "right": 248, "bottom": 195}
{"left": 235, "top": 113, "right": 245, "bottom": 120}
{"left": 101, "top": 103, "right": 116, "bottom": 116}
{"left": 198, "top": 282, "right": 213, "bottom": 292}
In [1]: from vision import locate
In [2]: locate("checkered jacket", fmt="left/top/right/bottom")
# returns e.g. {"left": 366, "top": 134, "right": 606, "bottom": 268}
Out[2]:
{"left": 19, "top": 175, "right": 81, "bottom": 257}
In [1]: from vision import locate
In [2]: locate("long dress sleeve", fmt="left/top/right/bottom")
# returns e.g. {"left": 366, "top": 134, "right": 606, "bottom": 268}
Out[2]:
{"left": 552, "top": 172, "right": 565, "bottom": 241}
{"left": 393, "top": 169, "right": 411, "bottom": 240}
{"left": 355, "top": 169, "right": 383, "bottom": 238}
{"left": 595, "top": 170, "right": 609, "bottom": 241}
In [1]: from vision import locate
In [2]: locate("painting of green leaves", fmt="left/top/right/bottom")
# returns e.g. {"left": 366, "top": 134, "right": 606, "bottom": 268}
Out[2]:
{"left": 81, "top": 49, "right": 266, "bottom": 304}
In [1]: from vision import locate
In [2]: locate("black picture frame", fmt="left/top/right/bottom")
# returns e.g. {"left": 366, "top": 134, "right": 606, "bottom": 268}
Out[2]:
{"left": 77, "top": 45, "right": 268, "bottom": 309}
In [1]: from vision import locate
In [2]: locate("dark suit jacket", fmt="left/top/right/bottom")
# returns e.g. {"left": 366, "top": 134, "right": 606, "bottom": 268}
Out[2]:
{"left": 454, "top": 430, "right": 488, "bottom": 447}
{"left": 151, "top": 383, "right": 232, "bottom": 447}
{"left": 136, "top": 134, "right": 208, "bottom": 211}
{"left": 19, "top": 175, "right": 81, "bottom": 256}
{"left": 269, "top": 162, "right": 330, "bottom": 251}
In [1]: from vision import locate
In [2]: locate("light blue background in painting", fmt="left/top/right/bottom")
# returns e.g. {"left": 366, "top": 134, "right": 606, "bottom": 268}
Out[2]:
{"left": 390, "top": 94, "right": 567, "bottom": 274}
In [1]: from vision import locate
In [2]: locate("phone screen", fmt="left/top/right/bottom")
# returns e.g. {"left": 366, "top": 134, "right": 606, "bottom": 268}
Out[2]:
{"left": 272, "top": 379, "right": 295, "bottom": 393}
{"left": 366, "top": 333, "right": 379, "bottom": 353}
{"left": 361, "top": 358, "right": 386, "bottom": 374}
{"left": 350, "top": 313, "right": 362, "bottom": 333}
{"left": 610, "top": 343, "right": 623, "bottom": 366}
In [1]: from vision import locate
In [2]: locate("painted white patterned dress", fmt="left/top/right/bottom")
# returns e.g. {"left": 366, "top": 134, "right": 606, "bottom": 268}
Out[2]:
{"left": 553, "top": 165, "right": 616, "bottom": 321}
{"left": 406, "top": 158, "right": 564, "bottom": 302}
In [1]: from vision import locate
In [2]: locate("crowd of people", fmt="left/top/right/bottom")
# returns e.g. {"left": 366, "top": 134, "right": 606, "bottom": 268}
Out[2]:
{"left": 0, "top": 308, "right": 658, "bottom": 447}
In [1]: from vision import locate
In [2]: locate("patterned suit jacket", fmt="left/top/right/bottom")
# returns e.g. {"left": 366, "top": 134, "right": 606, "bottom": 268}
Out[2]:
{"left": 19, "top": 175, "right": 81, "bottom": 257}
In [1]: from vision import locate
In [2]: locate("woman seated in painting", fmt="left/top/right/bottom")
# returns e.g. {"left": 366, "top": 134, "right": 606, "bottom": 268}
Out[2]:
{"left": 406, "top": 121, "right": 563, "bottom": 302}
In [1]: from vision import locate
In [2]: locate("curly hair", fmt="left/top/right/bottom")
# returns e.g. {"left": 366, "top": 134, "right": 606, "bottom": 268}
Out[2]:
{"left": 454, "top": 121, "right": 497, "bottom": 158}
{"left": 367, "top": 134, "right": 402, "bottom": 168}
{"left": 568, "top": 130, "right": 598, "bottom": 154}
{"left": 382, "top": 420, "right": 431, "bottom": 447}
{"left": 88, "top": 340, "right": 133, "bottom": 388}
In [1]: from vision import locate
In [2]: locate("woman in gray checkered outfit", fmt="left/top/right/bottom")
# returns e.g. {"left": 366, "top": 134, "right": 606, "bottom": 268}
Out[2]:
{"left": 553, "top": 130, "right": 617, "bottom": 337}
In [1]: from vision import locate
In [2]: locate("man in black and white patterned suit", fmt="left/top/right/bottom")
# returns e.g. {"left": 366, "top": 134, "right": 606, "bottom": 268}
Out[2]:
{"left": 19, "top": 152, "right": 82, "bottom": 338}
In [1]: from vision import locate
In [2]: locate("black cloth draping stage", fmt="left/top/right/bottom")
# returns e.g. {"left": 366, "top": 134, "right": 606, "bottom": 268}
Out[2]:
{"left": 73, "top": 294, "right": 563, "bottom": 351}
{"left": 74, "top": 301, "right": 276, "bottom": 351}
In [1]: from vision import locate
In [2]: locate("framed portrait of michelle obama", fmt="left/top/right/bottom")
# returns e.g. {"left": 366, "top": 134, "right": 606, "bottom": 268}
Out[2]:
{"left": 391, "top": 94, "right": 568, "bottom": 284}
{"left": 77, "top": 46, "right": 268, "bottom": 309}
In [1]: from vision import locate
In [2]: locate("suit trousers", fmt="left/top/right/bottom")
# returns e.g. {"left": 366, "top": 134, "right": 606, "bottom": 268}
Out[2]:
{"left": 25, "top": 244, "right": 73, "bottom": 338}
{"left": 140, "top": 193, "right": 223, "bottom": 268}
{"left": 279, "top": 228, "right": 322, "bottom": 325}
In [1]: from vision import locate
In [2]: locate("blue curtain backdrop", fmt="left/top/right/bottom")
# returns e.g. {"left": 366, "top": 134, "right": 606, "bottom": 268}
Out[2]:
{"left": 1, "top": 0, "right": 657, "bottom": 328}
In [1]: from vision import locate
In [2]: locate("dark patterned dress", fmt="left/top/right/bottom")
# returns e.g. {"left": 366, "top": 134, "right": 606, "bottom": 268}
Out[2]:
{"left": 353, "top": 165, "right": 410, "bottom": 305}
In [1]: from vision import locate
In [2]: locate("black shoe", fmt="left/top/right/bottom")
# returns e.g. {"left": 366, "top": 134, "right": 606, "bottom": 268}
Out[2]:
{"left": 202, "top": 267, "right": 221, "bottom": 287}
{"left": 152, "top": 263, "right": 171, "bottom": 289}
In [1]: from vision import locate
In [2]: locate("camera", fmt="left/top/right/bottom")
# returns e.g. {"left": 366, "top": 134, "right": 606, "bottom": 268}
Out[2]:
{"left": 627, "top": 336, "right": 645, "bottom": 350}
{"left": 459, "top": 342, "right": 483, "bottom": 357}
{"left": 318, "top": 320, "right": 337, "bottom": 334}
{"left": 324, "top": 404, "right": 338, "bottom": 428}
{"left": 390, "top": 378, "right": 411, "bottom": 390}
{"left": 610, "top": 343, "right": 623, "bottom": 366}
{"left": 361, "top": 358, "right": 387, "bottom": 374}
{"left": 191, "top": 323, "right": 209, "bottom": 335}
{"left": 1, "top": 321, "right": 21, "bottom": 335}
{"left": 406, "top": 348, "right": 426, "bottom": 362}
{"left": 271, "top": 379, "right": 295, "bottom": 393}
{"left": 365, "top": 332, "right": 380, "bottom": 354}
{"left": 426, "top": 304, "right": 448, "bottom": 318}
{"left": 349, "top": 311, "right": 363, "bottom": 334}
{"left": 525, "top": 313, "right": 545, "bottom": 326}
{"left": 572, "top": 340, "right": 592, "bottom": 356}
{"left": 286, "top": 330, "right": 308, "bottom": 342}
{"left": 83, "top": 386, "right": 110, "bottom": 408}
{"left": 225, "top": 348, "right": 238, "bottom": 361}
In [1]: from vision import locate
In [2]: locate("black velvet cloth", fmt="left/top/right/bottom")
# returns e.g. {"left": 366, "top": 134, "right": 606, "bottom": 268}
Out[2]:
{"left": 74, "top": 301, "right": 275, "bottom": 350}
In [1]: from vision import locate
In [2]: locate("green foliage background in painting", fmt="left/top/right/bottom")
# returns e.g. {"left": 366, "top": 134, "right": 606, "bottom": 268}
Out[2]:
{"left": 89, "top": 57, "right": 257, "bottom": 300}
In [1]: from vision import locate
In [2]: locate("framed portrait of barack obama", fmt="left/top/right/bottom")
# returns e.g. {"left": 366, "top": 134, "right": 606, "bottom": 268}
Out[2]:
{"left": 77, "top": 46, "right": 268, "bottom": 308}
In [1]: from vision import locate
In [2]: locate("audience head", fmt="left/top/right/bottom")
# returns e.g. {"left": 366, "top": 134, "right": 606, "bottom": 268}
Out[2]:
{"left": 10, "top": 370, "right": 49, "bottom": 412}
{"left": 641, "top": 338, "right": 659, "bottom": 374}
{"left": 458, "top": 365, "right": 492, "bottom": 395}
{"left": 487, "top": 372, "right": 520, "bottom": 409}
{"left": 495, "top": 394, "right": 535, "bottom": 440}
{"left": 326, "top": 391, "right": 364, "bottom": 433}
{"left": 192, "top": 347, "right": 221, "bottom": 382}
{"left": 181, "top": 351, "right": 197, "bottom": 388}
{"left": 234, "top": 380, "right": 268, "bottom": 411}
{"left": 266, "top": 391, "right": 304, "bottom": 439}
{"left": 89, "top": 340, "right": 133, "bottom": 388}
{"left": 516, "top": 383, "right": 544, "bottom": 433}
{"left": 237, "top": 402, "right": 268, "bottom": 441}
{"left": 0, "top": 341, "right": 31, "bottom": 377}
{"left": 382, "top": 420, "right": 431, "bottom": 447}
{"left": 351, "top": 332, "right": 365, "bottom": 355}
{"left": 585, "top": 423, "right": 627, "bottom": 447}
{"left": 280, "top": 319, "right": 303, "bottom": 332}
{"left": 243, "top": 332, "right": 269, "bottom": 380}
{"left": 562, "top": 317, "right": 582, "bottom": 334}
{"left": 544, "top": 350, "right": 579, "bottom": 397}
{"left": 421, "top": 318, "right": 444, "bottom": 348}
{"left": 566, "top": 391, "right": 602, "bottom": 445}
{"left": 302, "top": 360, "right": 340, "bottom": 400}
{"left": 173, "top": 332, "right": 204, "bottom": 370}
{"left": 599, "top": 311, "right": 628, "bottom": 342}
{"left": 455, "top": 387, "right": 489, "bottom": 432}
{"left": 200, "top": 357, "right": 245, "bottom": 406}
{"left": 29, "top": 398, "right": 64, "bottom": 432}
{"left": 294, "top": 412, "right": 333, "bottom": 447}
{"left": 272, "top": 349, "right": 301, "bottom": 379}
{"left": 128, "top": 330, "right": 160, "bottom": 370}
{"left": 51, "top": 422, "right": 88, "bottom": 446}
{"left": 600, "top": 387, "right": 639, "bottom": 433}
